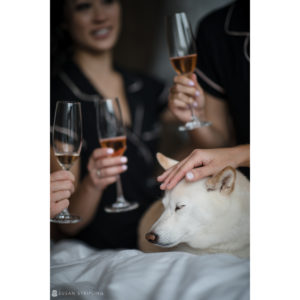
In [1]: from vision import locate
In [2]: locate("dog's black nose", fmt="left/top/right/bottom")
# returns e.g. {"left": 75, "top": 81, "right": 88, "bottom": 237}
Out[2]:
{"left": 145, "top": 232, "right": 158, "bottom": 243}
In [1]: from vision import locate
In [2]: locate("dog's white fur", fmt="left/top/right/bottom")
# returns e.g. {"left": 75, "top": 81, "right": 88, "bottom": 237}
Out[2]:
{"left": 138, "top": 153, "right": 250, "bottom": 258}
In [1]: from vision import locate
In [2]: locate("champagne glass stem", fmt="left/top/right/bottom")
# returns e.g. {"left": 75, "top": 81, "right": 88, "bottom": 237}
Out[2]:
{"left": 189, "top": 103, "right": 196, "bottom": 120}
{"left": 61, "top": 208, "right": 70, "bottom": 215}
{"left": 116, "top": 175, "right": 127, "bottom": 203}
{"left": 185, "top": 74, "right": 197, "bottom": 121}
{"left": 60, "top": 166, "right": 72, "bottom": 211}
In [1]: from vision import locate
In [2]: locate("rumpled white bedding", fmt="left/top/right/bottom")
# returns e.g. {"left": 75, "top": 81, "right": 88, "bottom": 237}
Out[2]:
{"left": 51, "top": 240, "right": 249, "bottom": 300}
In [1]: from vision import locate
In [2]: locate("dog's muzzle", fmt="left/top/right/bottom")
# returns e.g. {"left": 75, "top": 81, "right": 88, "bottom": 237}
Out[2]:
{"left": 145, "top": 232, "right": 158, "bottom": 243}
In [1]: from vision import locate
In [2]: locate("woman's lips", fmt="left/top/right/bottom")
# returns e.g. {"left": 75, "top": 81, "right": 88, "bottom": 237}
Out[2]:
{"left": 91, "top": 27, "right": 112, "bottom": 39}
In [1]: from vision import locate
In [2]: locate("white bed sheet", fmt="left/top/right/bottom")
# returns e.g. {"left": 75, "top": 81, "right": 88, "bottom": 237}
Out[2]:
{"left": 51, "top": 240, "right": 249, "bottom": 300}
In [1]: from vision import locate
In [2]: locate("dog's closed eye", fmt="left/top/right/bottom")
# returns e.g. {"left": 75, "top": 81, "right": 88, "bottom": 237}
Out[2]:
{"left": 175, "top": 204, "right": 186, "bottom": 212}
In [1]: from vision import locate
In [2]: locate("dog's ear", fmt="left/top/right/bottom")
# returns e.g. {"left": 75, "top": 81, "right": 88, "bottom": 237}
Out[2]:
{"left": 156, "top": 152, "right": 178, "bottom": 170}
{"left": 205, "top": 166, "right": 236, "bottom": 195}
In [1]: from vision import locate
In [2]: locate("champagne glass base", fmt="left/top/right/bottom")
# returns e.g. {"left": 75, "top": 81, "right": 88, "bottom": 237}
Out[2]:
{"left": 178, "top": 120, "right": 211, "bottom": 132}
{"left": 50, "top": 214, "right": 81, "bottom": 224}
{"left": 105, "top": 201, "right": 139, "bottom": 213}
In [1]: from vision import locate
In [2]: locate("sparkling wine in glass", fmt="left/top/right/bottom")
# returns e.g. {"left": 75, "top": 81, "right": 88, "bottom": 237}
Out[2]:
{"left": 166, "top": 12, "right": 211, "bottom": 131}
{"left": 96, "top": 98, "right": 139, "bottom": 213}
{"left": 51, "top": 101, "right": 83, "bottom": 224}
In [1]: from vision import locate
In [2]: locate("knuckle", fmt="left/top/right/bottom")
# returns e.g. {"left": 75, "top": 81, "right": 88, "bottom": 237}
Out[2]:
{"left": 176, "top": 84, "right": 183, "bottom": 93}
{"left": 63, "top": 199, "right": 70, "bottom": 208}
{"left": 65, "top": 190, "right": 71, "bottom": 198}
{"left": 66, "top": 181, "right": 72, "bottom": 190}
{"left": 196, "top": 149, "right": 203, "bottom": 155}
{"left": 110, "top": 176, "right": 118, "bottom": 184}
{"left": 70, "top": 184, "right": 75, "bottom": 193}
{"left": 95, "top": 160, "right": 104, "bottom": 168}
{"left": 51, "top": 192, "right": 59, "bottom": 202}
{"left": 92, "top": 150, "right": 98, "bottom": 159}
{"left": 193, "top": 149, "right": 201, "bottom": 155}
{"left": 51, "top": 208, "right": 59, "bottom": 218}
{"left": 175, "top": 75, "right": 183, "bottom": 83}
{"left": 50, "top": 192, "right": 56, "bottom": 203}
{"left": 191, "top": 149, "right": 198, "bottom": 156}
{"left": 69, "top": 172, "right": 75, "bottom": 181}
{"left": 100, "top": 169, "right": 107, "bottom": 177}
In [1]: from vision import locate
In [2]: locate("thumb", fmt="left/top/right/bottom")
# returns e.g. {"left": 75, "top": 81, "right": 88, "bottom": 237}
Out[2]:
{"left": 185, "top": 166, "right": 212, "bottom": 182}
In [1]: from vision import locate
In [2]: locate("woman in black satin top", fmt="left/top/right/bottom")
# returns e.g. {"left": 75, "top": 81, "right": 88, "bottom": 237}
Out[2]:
{"left": 50, "top": 0, "right": 167, "bottom": 249}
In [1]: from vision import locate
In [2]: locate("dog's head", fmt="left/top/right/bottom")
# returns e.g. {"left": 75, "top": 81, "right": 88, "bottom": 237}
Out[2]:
{"left": 146, "top": 153, "right": 249, "bottom": 251}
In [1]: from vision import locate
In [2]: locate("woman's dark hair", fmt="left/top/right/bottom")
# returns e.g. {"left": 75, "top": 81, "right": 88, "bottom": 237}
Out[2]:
{"left": 51, "top": 0, "right": 74, "bottom": 77}
{"left": 51, "top": 0, "right": 122, "bottom": 76}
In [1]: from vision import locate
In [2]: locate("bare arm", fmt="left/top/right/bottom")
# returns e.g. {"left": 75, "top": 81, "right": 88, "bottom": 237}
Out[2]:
{"left": 61, "top": 175, "right": 104, "bottom": 235}
{"left": 188, "top": 92, "right": 236, "bottom": 148}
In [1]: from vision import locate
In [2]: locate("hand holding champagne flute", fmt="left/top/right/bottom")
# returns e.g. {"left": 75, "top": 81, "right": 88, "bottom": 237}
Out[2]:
{"left": 51, "top": 101, "right": 83, "bottom": 224}
{"left": 166, "top": 12, "right": 211, "bottom": 131}
{"left": 96, "top": 98, "right": 139, "bottom": 213}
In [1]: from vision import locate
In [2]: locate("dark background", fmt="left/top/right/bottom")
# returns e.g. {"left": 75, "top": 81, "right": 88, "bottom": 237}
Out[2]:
{"left": 115, "top": 0, "right": 233, "bottom": 84}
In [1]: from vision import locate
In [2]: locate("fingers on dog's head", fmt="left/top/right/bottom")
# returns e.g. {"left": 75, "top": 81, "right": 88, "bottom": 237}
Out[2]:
{"left": 185, "top": 166, "right": 211, "bottom": 182}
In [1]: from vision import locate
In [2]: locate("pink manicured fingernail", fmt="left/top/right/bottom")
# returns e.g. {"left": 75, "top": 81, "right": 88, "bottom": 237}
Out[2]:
{"left": 107, "top": 148, "right": 114, "bottom": 154}
{"left": 188, "top": 80, "right": 195, "bottom": 86}
{"left": 186, "top": 172, "right": 194, "bottom": 180}
{"left": 195, "top": 90, "right": 200, "bottom": 96}
{"left": 193, "top": 101, "right": 198, "bottom": 108}
{"left": 122, "top": 165, "right": 128, "bottom": 170}
{"left": 120, "top": 157, "right": 127, "bottom": 163}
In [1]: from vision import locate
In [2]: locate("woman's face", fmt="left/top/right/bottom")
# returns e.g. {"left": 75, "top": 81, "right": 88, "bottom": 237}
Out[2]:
{"left": 64, "top": 0, "right": 121, "bottom": 53}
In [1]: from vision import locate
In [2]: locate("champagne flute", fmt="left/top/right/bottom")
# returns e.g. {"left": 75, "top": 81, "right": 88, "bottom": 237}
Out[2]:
{"left": 166, "top": 12, "right": 211, "bottom": 131}
{"left": 96, "top": 98, "right": 139, "bottom": 213}
{"left": 51, "top": 101, "right": 83, "bottom": 224}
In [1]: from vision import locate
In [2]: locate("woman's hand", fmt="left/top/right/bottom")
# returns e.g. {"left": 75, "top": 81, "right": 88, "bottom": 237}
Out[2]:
{"left": 87, "top": 148, "right": 128, "bottom": 191}
{"left": 157, "top": 145, "right": 249, "bottom": 190}
{"left": 50, "top": 170, "right": 75, "bottom": 218}
{"left": 168, "top": 73, "right": 206, "bottom": 123}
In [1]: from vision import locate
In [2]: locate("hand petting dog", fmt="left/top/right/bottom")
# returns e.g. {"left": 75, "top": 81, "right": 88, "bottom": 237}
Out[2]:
{"left": 157, "top": 145, "right": 249, "bottom": 190}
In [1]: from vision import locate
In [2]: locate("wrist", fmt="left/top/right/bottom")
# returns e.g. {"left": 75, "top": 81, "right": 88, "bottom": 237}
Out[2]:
{"left": 84, "top": 174, "right": 105, "bottom": 195}
{"left": 231, "top": 144, "right": 250, "bottom": 168}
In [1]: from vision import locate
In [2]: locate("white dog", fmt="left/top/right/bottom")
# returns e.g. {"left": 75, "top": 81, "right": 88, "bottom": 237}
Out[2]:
{"left": 138, "top": 153, "right": 250, "bottom": 259}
